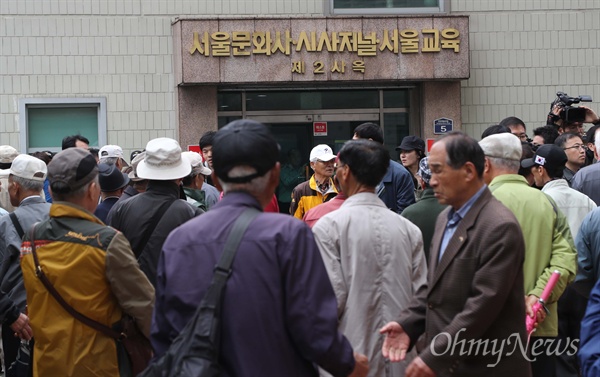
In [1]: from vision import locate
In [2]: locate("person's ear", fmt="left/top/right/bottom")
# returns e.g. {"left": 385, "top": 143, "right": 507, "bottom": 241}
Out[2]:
{"left": 463, "top": 161, "right": 477, "bottom": 182}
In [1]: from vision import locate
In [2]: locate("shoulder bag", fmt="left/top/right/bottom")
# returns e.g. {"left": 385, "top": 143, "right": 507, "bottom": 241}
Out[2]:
{"left": 29, "top": 225, "right": 152, "bottom": 377}
{"left": 139, "top": 206, "right": 260, "bottom": 377}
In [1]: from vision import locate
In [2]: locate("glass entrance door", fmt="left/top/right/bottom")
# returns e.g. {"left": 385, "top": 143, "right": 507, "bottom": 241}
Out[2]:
{"left": 248, "top": 112, "right": 379, "bottom": 213}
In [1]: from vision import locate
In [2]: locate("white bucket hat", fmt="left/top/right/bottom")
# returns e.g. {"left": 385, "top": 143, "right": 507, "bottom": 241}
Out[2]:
{"left": 181, "top": 151, "right": 212, "bottom": 176}
{"left": 137, "top": 138, "right": 191, "bottom": 180}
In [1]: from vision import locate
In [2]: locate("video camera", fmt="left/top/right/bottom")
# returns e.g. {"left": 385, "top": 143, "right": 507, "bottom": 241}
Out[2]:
{"left": 553, "top": 92, "right": 593, "bottom": 123}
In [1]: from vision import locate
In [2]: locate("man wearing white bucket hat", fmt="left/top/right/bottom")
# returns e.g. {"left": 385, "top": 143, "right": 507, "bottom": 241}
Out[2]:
{"left": 109, "top": 138, "right": 204, "bottom": 287}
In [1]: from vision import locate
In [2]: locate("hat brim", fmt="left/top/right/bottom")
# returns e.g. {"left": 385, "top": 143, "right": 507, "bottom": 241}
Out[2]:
{"left": 137, "top": 159, "right": 192, "bottom": 180}
{"left": 314, "top": 153, "right": 336, "bottom": 162}
{"left": 520, "top": 158, "right": 537, "bottom": 169}
{"left": 193, "top": 166, "right": 212, "bottom": 176}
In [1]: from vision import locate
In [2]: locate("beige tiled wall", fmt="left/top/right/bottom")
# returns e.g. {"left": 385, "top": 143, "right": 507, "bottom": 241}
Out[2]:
{"left": 453, "top": 0, "right": 600, "bottom": 138}
{"left": 2, "top": 0, "right": 600, "bottom": 153}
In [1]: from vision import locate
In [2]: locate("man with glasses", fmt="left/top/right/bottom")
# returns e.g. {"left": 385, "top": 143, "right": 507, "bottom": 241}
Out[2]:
{"left": 572, "top": 127, "right": 600, "bottom": 205}
{"left": 500, "top": 116, "right": 529, "bottom": 142}
{"left": 290, "top": 144, "right": 338, "bottom": 219}
{"left": 555, "top": 133, "right": 588, "bottom": 186}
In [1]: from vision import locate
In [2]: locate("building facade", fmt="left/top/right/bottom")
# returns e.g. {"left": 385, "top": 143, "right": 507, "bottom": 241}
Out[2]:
{"left": 1, "top": 1, "right": 599, "bottom": 160}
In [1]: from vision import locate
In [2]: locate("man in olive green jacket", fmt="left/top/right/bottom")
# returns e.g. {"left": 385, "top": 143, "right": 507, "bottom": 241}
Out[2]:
{"left": 480, "top": 133, "right": 576, "bottom": 377}
{"left": 401, "top": 157, "right": 447, "bottom": 263}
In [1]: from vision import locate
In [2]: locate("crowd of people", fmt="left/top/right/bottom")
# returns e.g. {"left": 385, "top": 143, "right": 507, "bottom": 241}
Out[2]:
{"left": 0, "top": 96, "right": 600, "bottom": 377}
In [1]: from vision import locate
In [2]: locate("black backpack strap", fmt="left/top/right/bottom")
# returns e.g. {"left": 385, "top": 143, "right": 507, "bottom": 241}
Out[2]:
{"left": 9, "top": 212, "right": 25, "bottom": 240}
{"left": 134, "top": 200, "right": 178, "bottom": 258}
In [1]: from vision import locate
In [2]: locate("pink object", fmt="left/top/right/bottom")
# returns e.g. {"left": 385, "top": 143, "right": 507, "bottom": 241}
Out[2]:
{"left": 526, "top": 270, "right": 561, "bottom": 335}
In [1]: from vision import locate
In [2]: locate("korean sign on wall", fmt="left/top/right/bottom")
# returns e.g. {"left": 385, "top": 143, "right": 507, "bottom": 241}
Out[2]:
{"left": 174, "top": 17, "right": 469, "bottom": 84}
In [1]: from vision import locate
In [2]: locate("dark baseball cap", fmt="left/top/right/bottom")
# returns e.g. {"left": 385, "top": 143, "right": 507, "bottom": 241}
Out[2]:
{"left": 521, "top": 144, "right": 567, "bottom": 170}
{"left": 212, "top": 119, "right": 280, "bottom": 183}
{"left": 48, "top": 148, "right": 98, "bottom": 194}
{"left": 396, "top": 136, "right": 425, "bottom": 152}
{"left": 98, "top": 163, "right": 130, "bottom": 192}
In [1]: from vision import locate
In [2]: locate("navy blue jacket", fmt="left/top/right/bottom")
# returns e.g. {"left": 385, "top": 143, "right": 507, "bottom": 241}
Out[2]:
{"left": 378, "top": 160, "right": 415, "bottom": 214}
{"left": 579, "top": 277, "right": 600, "bottom": 376}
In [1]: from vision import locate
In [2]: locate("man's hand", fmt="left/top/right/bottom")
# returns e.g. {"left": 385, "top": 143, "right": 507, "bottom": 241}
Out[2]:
{"left": 406, "top": 356, "right": 436, "bottom": 377}
{"left": 379, "top": 321, "right": 410, "bottom": 362}
{"left": 348, "top": 352, "right": 369, "bottom": 377}
{"left": 10, "top": 313, "right": 33, "bottom": 340}
{"left": 581, "top": 106, "right": 600, "bottom": 123}
{"left": 525, "top": 295, "right": 546, "bottom": 324}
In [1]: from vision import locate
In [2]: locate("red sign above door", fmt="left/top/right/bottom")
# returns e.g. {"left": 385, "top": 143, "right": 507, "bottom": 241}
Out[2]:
{"left": 313, "top": 122, "right": 328, "bottom": 136}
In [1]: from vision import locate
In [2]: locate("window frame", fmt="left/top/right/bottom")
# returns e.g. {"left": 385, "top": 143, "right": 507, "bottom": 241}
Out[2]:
{"left": 328, "top": 0, "right": 448, "bottom": 15}
{"left": 18, "top": 97, "right": 107, "bottom": 153}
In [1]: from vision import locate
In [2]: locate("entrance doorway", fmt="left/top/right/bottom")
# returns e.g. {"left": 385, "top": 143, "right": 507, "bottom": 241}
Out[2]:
{"left": 217, "top": 88, "right": 416, "bottom": 213}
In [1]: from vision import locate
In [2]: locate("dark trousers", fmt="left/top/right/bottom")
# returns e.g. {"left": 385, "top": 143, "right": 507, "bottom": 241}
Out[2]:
{"left": 556, "top": 286, "right": 588, "bottom": 377}
{"left": 529, "top": 336, "right": 557, "bottom": 377}
{"left": 2, "top": 322, "right": 20, "bottom": 371}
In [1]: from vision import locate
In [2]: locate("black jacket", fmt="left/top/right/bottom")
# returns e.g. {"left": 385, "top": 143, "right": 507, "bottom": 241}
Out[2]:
{"left": 108, "top": 181, "right": 203, "bottom": 286}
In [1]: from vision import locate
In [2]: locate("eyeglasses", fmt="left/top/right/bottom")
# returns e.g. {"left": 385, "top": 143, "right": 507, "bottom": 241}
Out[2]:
{"left": 563, "top": 144, "right": 588, "bottom": 151}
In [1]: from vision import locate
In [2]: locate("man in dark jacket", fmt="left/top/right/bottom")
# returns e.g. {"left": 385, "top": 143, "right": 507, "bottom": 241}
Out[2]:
{"left": 352, "top": 123, "right": 415, "bottom": 213}
{"left": 109, "top": 138, "right": 203, "bottom": 287}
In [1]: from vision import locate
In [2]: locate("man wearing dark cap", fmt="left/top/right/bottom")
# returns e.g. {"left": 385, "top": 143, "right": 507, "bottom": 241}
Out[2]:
{"left": 153, "top": 120, "right": 368, "bottom": 377}
{"left": 19, "top": 148, "right": 154, "bottom": 376}
{"left": 353, "top": 123, "right": 414, "bottom": 213}
{"left": 108, "top": 138, "right": 203, "bottom": 287}
{"left": 396, "top": 135, "right": 426, "bottom": 200}
{"left": 94, "top": 163, "right": 130, "bottom": 223}
{"left": 522, "top": 144, "right": 596, "bottom": 377}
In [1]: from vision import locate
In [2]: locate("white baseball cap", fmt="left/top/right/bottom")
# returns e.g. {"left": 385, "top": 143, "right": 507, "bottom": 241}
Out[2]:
{"left": 99, "top": 145, "right": 124, "bottom": 159}
{"left": 309, "top": 144, "right": 336, "bottom": 162}
{"left": 10, "top": 154, "right": 47, "bottom": 181}
{"left": 137, "top": 138, "right": 191, "bottom": 180}
{"left": 181, "top": 151, "right": 212, "bottom": 176}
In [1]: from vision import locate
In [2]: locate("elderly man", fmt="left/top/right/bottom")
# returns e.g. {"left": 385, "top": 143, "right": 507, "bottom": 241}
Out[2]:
{"left": 0, "top": 155, "right": 51, "bottom": 370}
{"left": 181, "top": 151, "right": 212, "bottom": 210}
{"left": 572, "top": 127, "right": 600, "bottom": 205}
{"left": 109, "top": 138, "right": 203, "bottom": 287}
{"left": 0, "top": 145, "right": 20, "bottom": 212}
{"left": 480, "top": 133, "right": 577, "bottom": 377}
{"left": 353, "top": 123, "right": 415, "bottom": 213}
{"left": 313, "top": 139, "right": 427, "bottom": 377}
{"left": 99, "top": 144, "right": 127, "bottom": 171}
{"left": 380, "top": 132, "right": 531, "bottom": 377}
{"left": 94, "top": 163, "right": 130, "bottom": 223}
{"left": 153, "top": 120, "right": 367, "bottom": 377}
{"left": 290, "top": 144, "right": 338, "bottom": 219}
{"left": 20, "top": 148, "right": 154, "bottom": 376}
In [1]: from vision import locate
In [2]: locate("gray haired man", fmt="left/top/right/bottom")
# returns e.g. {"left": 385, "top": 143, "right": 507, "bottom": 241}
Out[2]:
{"left": 0, "top": 154, "right": 51, "bottom": 369}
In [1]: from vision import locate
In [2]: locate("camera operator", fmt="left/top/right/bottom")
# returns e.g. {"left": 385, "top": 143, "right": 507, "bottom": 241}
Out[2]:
{"left": 547, "top": 92, "right": 600, "bottom": 136}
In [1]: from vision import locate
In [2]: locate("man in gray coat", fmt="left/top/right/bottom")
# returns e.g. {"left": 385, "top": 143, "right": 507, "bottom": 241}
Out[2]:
{"left": 313, "top": 140, "right": 427, "bottom": 377}
{"left": 0, "top": 154, "right": 51, "bottom": 369}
